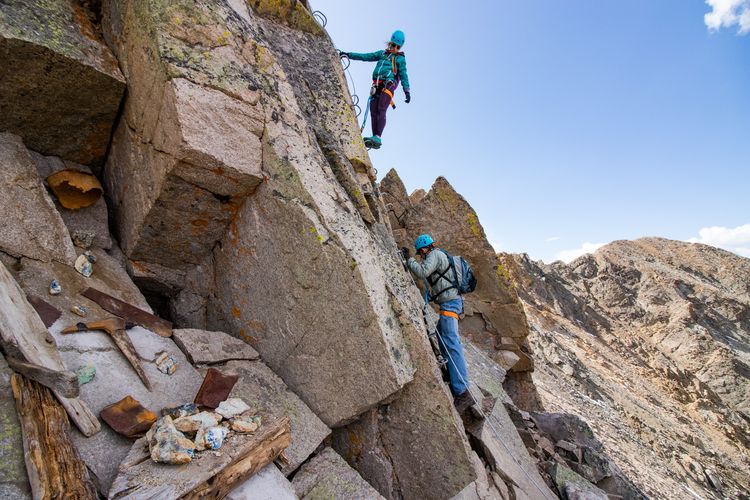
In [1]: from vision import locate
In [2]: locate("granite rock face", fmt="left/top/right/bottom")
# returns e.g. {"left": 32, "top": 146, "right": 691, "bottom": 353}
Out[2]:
{"left": 0, "top": 133, "right": 77, "bottom": 265}
{"left": 380, "top": 171, "right": 540, "bottom": 409}
{"left": 30, "top": 152, "right": 113, "bottom": 250}
{"left": 227, "top": 464, "right": 297, "bottom": 500}
{"left": 292, "top": 447, "right": 384, "bottom": 500}
{"left": 101, "top": 0, "right": 422, "bottom": 433}
{"left": 461, "top": 337, "right": 558, "bottom": 500}
{"left": 172, "top": 328, "right": 260, "bottom": 365}
{"left": 332, "top": 281, "right": 477, "bottom": 499}
{"left": 508, "top": 238, "right": 750, "bottom": 498}
{"left": 0, "top": 0, "right": 125, "bottom": 169}
{"left": 97, "top": 11, "right": 479, "bottom": 498}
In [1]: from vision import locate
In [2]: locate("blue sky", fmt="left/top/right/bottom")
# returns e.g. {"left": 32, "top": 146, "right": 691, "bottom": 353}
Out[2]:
{"left": 314, "top": 0, "right": 750, "bottom": 262}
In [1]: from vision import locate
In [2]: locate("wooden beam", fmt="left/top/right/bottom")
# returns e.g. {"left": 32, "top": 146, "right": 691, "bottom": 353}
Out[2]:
{"left": 183, "top": 418, "right": 292, "bottom": 499}
{"left": 5, "top": 356, "right": 79, "bottom": 398}
{"left": 0, "top": 262, "right": 100, "bottom": 436}
{"left": 109, "top": 417, "right": 292, "bottom": 499}
{"left": 11, "top": 374, "right": 97, "bottom": 500}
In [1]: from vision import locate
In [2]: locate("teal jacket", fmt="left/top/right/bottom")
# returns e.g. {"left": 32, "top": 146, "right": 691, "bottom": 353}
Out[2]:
{"left": 347, "top": 50, "right": 410, "bottom": 91}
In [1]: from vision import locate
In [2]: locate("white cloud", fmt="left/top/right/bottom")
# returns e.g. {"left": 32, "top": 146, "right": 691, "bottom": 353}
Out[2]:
{"left": 705, "top": 0, "right": 750, "bottom": 34}
{"left": 555, "top": 242, "right": 606, "bottom": 263}
{"left": 688, "top": 223, "right": 750, "bottom": 257}
{"left": 546, "top": 236, "right": 561, "bottom": 242}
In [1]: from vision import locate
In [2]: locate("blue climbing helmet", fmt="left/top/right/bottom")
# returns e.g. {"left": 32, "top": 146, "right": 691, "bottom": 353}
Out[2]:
{"left": 390, "top": 30, "right": 405, "bottom": 47}
{"left": 414, "top": 233, "right": 433, "bottom": 251}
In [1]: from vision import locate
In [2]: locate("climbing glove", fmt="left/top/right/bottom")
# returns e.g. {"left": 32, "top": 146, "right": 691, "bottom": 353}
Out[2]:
{"left": 400, "top": 247, "right": 411, "bottom": 261}
{"left": 404, "top": 90, "right": 411, "bottom": 104}
{"left": 338, "top": 50, "right": 349, "bottom": 58}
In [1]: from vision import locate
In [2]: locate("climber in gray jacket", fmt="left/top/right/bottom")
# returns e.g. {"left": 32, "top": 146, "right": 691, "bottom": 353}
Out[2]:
{"left": 401, "top": 234, "right": 474, "bottom": 413}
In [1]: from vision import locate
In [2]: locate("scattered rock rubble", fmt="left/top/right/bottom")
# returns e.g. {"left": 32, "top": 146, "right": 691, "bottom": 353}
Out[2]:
{"left": 506, "top": 238, "right": 750, "bottom": 498}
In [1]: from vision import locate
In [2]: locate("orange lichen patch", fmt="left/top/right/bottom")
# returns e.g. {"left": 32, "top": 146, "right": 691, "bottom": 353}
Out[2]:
{"left": 343, "top": 430, "right": 363, "bottom": 461}
{"left": 231, "top": 306, "right": 242, "bottom": 319}
{"left": 76, "top": 120, "right": 113, "bottom": 165}
{"left": 71, "top": 2, "right": 100, "bottom": 43}
{"left": 220, "top": 199, "right": 242, "bottom": 216}
{"left": 46, "top": 169, "right": 103, "bottom": 209}
{"left": 246, "top": 320, "right": 266, "bottom": 333}
{"left": 238, "top": 329, "right": 256, "bottom": 345}
{"left": 191, "top": 219, "right": 209, "bottom": 232}
{"left": 130, "top": 261, "right": 147, "bottom": 272}
{"left": 228, "top": 218, "right": 240, "bottom": 243}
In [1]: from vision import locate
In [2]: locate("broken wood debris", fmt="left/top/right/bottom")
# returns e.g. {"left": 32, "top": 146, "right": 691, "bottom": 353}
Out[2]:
{"left": 5, "top": 356, "right": 79, "bottom": 398}
{"left": 11, "top": 374, "right": 97, "bottom": 500}
{"left": 0, "top": 262, "right": 100, "bottom": 436}
{"left": 109, "top": 416, "right": 291, "bottom": 499}
{"left": 81, "top": 287, "right": 173, "bottom": 338}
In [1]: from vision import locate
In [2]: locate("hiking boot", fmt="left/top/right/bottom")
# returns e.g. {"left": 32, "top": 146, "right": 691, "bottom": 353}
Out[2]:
{"left": 363, "top": 136, "right": 382, "bottom": 149}
{"left": 453, "top": 390, "right": 475, "bottom": 414}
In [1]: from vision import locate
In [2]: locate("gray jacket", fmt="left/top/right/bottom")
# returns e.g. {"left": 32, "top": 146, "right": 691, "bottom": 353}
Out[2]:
{"left": 407, "top": 249, "right": 459, "bottom": 304}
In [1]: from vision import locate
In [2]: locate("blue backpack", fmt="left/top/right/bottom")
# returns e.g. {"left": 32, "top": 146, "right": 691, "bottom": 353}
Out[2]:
{"left": 427, "top": 249, "right": 477, "bottom": 301}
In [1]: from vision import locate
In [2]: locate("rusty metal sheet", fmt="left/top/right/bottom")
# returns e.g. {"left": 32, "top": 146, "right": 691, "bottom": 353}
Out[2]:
{"left": 81, "top": 287, "right": 172, "bottom": 337}
{"left": 101, "top": 395, "right": 157, "bottom": 438}
{"left": 26, "top": 294, "right": 61, "bottom": 328}
{"left": 194, "top": 368, "right": 239, "bottom": 409}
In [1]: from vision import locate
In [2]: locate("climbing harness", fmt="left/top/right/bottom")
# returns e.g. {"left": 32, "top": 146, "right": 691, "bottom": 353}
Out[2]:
{"left": 440, "top": 310, "right": 460, "bottom": 320}
{"left": 398, "top": 250, "right": 556, "bottom": 500}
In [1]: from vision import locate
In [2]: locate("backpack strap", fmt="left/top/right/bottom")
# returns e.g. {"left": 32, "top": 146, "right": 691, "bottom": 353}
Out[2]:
{"left": 426, "top": 250, "right": 458, "bottom": 302}
{"left": 387, "top": 51, "right": 405, "bottom": 76}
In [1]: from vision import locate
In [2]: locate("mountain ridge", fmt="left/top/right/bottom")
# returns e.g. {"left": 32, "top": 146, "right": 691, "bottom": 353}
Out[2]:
{"left": 505, "top": 236, "right": 750, "bottom": 498}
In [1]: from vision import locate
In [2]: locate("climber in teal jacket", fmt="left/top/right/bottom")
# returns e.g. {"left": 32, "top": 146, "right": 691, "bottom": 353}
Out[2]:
{"left": 340, "top": 30, "right": 410, "bottom": 150}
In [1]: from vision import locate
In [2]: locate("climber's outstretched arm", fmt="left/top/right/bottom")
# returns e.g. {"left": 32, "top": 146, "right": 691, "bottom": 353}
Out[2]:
{"left": 346, "top": 50, "right": 384, "bottom": 62}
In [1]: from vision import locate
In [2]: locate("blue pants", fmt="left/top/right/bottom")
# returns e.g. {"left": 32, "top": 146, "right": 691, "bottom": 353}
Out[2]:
{"left": 437, "top": 298, "right": 470, "bottom": 396}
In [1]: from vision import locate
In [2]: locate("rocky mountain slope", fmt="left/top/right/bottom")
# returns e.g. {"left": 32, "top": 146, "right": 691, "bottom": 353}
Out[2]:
{"left": 1, "top": 1, "right": 741, "bottom": 499}
{"left": 505, "top": 238, "right": 750, "bottom": 498}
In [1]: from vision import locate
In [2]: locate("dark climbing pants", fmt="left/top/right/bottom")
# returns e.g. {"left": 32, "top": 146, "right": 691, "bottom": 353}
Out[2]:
{"left": 370, "top": 82, "right": 397, "bottom": 137}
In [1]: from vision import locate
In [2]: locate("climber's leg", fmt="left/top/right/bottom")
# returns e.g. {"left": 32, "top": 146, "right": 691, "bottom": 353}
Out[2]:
{"left": 369, "top": 91, "right": 383, "bottom": 138}
{"left": 437, "top": 312, "right": 470, "bottom": 397}
{"left": 372, "top": 89, "right": 391, "bottom": 137}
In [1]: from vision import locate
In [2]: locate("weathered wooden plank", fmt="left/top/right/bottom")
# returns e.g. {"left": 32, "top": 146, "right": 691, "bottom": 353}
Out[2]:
{"left": 5, "top": 356, "right": 79, "bottom": 398}
{"left": 0, "top": 262, "right": 100, "bottom": 436}
{"left": 109, "top": 417, "right": 291, "bottom": 499}
{"left": 11, "top": 373, "right": 97, "bottom": 500}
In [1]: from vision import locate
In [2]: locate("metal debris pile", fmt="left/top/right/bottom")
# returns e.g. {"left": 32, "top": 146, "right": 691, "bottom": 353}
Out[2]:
{"left": 100, "top": 368, "right": 261, "bottom": 465}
